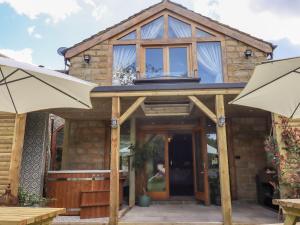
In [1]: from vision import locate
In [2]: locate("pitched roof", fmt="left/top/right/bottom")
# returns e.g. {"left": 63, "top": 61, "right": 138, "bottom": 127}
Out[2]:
{"left": 65, "top": 0, "right": 274, "bottom": 58}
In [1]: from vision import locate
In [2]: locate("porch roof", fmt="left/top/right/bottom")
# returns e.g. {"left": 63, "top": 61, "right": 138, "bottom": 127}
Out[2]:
{"left": 91, "top": 82, "right": 246, "bottom": 97}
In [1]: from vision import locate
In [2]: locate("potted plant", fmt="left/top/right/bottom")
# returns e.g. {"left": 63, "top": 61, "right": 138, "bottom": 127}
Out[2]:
{"left": 18, "top": 188, "right": 50, "bottom": 207}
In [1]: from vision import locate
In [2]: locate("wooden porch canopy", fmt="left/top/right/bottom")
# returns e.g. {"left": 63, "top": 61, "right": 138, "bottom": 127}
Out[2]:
{"left": 91, "top": 82, "right": 244, "bottom": 225}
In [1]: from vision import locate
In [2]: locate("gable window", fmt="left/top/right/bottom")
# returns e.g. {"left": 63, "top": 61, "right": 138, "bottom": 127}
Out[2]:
{"left": 144, "top": 46, "right": 189, "bottom": 78}
{"left": 196, "top": 28, "right": 213, "bottom": 38}
{"left": 197, "top": 42, "right": 223, "bottom": 83}
{"left": 168, "top": 16, "right": 192, "bottom": 38}
{"left": 119, "top": 31, "right": 136, "bottom": 40}
{"left": 112, "top": 45, "right": 136, "bottom": 85}
{"left": 141, "top": 16, "right": 164, "bottom": 39}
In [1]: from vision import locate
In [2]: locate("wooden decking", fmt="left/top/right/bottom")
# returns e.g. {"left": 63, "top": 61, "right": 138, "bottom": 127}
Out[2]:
{"left": 52, "top": 202, "right": 280, "bottom": 225}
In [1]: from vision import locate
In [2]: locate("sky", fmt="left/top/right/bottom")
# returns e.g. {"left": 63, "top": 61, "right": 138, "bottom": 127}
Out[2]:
{"left": 0, "top": 0, "right": 300, "bottom": 69}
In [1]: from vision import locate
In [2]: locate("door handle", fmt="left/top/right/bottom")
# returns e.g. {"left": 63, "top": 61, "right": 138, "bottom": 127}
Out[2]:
{"left": 170, "top": 160, "right": 173, "bottom": 166}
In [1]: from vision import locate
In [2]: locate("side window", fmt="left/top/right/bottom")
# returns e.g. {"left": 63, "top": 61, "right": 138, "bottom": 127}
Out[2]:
{"left": 119, "top": 31, "right": 136, "bottom": 40}
{"left": 168, "top": 16, "right": 192, "bottom": 38}
{"left": 141, "top": 16, "right": 164, "bottom": 40}
{"left": 112, "top": 45, "right": 136, "bottom": 85}
{"left": 196, "top": 28, "right": 214, "bottom": 38}
{"left": 197, "top": 42, "right": 223, "bottom": 83}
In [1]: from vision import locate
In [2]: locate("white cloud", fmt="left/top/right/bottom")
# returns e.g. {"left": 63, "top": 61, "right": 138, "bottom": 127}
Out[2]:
{"left": 191, "top": 0, "right": 300, "bottom": 46}
{"left": 0, "top": 0, "right": 81, "bottom": 23}
{"left": 0, "top": 48, "right": 33, "bottom": 64}
{"left": 83, "top": 0, "right": 108, "bottom": 21}
{"left": 27, "top": 25, "right": 42, "bottom": 39}
{"left": 27, "top": 26, "right": 35, "bottom": 35}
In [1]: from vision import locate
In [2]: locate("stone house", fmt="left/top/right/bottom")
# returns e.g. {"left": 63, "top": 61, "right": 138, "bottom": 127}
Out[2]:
{"left": 3, "top": 1, "right": 298, "bottom": 225}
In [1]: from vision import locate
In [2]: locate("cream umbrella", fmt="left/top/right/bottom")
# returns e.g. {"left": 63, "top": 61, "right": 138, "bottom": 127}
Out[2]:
{"left": 0, "top": 57, "right": 97, "bottom": 114}
{"left": 230, "top": 57, "right": 300, "bottom": 119}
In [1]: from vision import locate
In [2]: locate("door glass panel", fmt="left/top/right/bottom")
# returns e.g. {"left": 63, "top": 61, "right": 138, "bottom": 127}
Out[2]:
{"left": 195, "top": 131, "right": 204, "bottom": 192}
{"left": 145, "top": 48, "right": 163, "bottom": 78}
{"left": 145, "top": 134, "right": 166, "bottom": 192}
{"left": 169, "top": 47, "right": 188, "bottom": 77}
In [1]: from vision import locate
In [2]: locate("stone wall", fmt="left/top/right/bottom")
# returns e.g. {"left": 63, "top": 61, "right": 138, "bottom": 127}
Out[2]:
{"left": 61, "top": 120, "right": 108, "bottom": 170}
{"left": 225, "top": 37, "right": 268, "bottom": 83}
{"left": 68, "top": 41, "right": 111, "bottom": 86}
{"left": 231, "top": 117, "right": 268, "bottom": 201}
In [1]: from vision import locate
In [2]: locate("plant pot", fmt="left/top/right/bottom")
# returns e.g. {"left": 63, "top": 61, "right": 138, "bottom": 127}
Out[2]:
{"left": 138, "top": 194, "right": 151, "bottom": 207}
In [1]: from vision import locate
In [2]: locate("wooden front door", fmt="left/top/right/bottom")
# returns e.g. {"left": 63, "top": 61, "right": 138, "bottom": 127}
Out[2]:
{"left": 142, "top": 132, "right": 169, "bottom": 200}
{"left": 192, "top": 129, "right": 210, "bottom": 205}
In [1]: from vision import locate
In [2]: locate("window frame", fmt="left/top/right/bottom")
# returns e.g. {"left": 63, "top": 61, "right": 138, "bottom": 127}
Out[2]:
{"left": 141, "top": 44, "right": 191, "bottom": 78}
{"left": 111, "top": 12, "right": 226, "bottom": 82}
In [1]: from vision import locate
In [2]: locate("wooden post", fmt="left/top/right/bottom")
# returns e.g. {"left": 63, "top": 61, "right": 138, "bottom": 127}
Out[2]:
{"left": 109, "top": 97, "right": 121, "bottom": 225}
{"left": 61, "top": 119, "right": 70, "bottom": 170}
{"left": 215, "top": 95, "right": 232, "bottom": 225}
{"left": 9, "top": 113, "right": 27, "bottom": 196}
{"left": 129, "top": 117, "right": 136, "bottom": 207}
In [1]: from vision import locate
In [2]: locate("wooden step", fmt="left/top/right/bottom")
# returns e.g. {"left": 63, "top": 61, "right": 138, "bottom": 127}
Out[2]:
{"left": 80, "top": 205, "right": 109, "bottom": 219}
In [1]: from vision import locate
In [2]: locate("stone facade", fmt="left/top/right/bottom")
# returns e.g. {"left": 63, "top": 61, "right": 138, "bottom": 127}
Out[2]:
{"left": 61, "top": 120, "right": 108, "bottom": 170}
{"left": 69, "top": 41, "right": 111, "bottom": 86}
{"left": 225, "top": 37, "right": 268, "bottom": 83}
{"left": 231, "top": 117, "right": 268, "bottom": 201}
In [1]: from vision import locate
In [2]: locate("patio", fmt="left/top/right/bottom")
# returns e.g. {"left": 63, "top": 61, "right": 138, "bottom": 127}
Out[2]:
{"left": 52, "top": 201, "right": 280, "bottom": 225}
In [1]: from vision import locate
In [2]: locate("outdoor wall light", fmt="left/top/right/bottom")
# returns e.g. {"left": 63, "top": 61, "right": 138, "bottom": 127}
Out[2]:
{"left": 244, "top": 49, "right": 253, "bottom": 58}
{"left": 83, "top": 54, "right": 91, "bottom": 64}
{"left": 111, "top": 118, "right": 118, "bottom": 129}
{"left": 218, "top": 116, "right": 226, "bottom": 127}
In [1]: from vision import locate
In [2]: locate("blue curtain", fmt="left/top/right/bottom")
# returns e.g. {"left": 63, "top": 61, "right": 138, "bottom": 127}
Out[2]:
{"left": 197, "top": 42, "right": 223, "bottom": 83}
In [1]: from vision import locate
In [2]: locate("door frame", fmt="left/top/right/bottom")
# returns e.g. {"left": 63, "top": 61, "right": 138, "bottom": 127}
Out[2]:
{"left": 138, "top": 123, "right": 209, "bottom": 202}
{"left": 139, "top": 131, "right": 170, "bottom": 200}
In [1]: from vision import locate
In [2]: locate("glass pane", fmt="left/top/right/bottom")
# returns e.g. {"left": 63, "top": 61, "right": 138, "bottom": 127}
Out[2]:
{"left": 206, "top": 121, "right": 220, "bottom": 204}
{"left": 141, "top": 16, "right": 164, "bottom": 39}
{"left": 145, "top": 48, "right": 163, "bottom": 78}
{"left": 112, "top": 45, "right": 136, "bottom": 85}
{"left": 119, "top": 31, "right": 136, "bottom": 40}
{"left": 196, "top": 28, "right": 213, "bottom": 38}
{"left": 145, "top": 134, "right": 166, "bottom": 192}
{"left": 195, "top": 131, "right": 204, "bottom": 192}
{"left": 168, "top": 16, "right": 192, "bottom": 38}
{"left": 120, "top": 120, "right": 131, "bottom": 171}
{"left": 197, "top": 42, "right": 223, "bottom": 83}
{"left": 169, "top": 47, "right": 188, "bottom": 77}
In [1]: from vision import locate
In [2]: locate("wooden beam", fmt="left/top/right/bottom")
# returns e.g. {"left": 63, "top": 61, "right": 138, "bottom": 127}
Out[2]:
{"left": 9, "top": 113, "right": 27, "bottom": 196}
{"left": 109, "top": 97, "right": 121, "bottom": 225}
{"left": 188, "top": 96, "right": 217, "bottom": 124}
{"left": 215, "top": 95, "right": 232, "bottom": 225}
{"left": 129, "top": 118, "right": 136, "bottom": 207}
{"left": 91, "top": 88, "right": 242, "bottom": 98}
{"left": 119, "top": 97, "right": 146, "bottom": 125}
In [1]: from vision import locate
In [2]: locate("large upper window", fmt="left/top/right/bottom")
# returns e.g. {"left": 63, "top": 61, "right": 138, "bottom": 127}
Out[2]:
{"left": 144, "top": 46, "right": 189, "bottom": 78}
{"left": 168, "top": 16, "right": 192, "bottom": 38}
{"left": 112, "top": 45, "right": 136, "bottom": 85}
{"left": 197, "top": 42, "right": 223, "bottom": 83}
{"left": 141, "top": 16, "right": 164, "bottom": 39}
